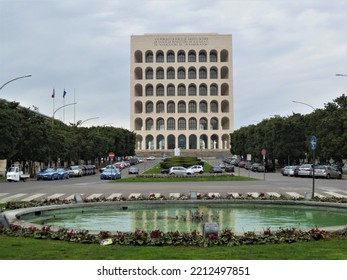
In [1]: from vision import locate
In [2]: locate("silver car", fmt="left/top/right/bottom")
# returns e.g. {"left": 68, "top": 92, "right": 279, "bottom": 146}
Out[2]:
{"left": 298, "top": 164, "right": 314, "bottom": 177}
{"left": 315, "top": 165, "right": 342, "bottom": 179}
{"left": 169, "top": 166, "right": 188, "bottom": 175}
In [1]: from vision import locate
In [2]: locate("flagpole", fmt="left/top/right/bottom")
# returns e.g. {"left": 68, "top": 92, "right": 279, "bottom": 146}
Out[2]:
{"left": 74, "top": 88, "right": 76, "bottom": 125}
{"left": 52, "top": 88, "right": 55, "bottom": 116}
{"left": 63, "top": 88, "right": 65, "bottom": 123}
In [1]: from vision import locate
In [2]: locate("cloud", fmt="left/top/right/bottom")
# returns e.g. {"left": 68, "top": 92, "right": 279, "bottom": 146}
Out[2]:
{"left": 0, "top": 0, "right": 346, "bottom": 130}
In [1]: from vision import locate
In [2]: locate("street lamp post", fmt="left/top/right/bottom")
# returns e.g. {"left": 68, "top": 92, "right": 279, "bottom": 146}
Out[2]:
{"left": 292, "top": 100, "right": 315, "bottom": 111}
{"left": 52, "top": 103, "right": 77, "bottom": 124}
{"left": 292, "top": 100, "right": 316, "bottom": 199}
{"left": 76, "top": 117, "right": 99, "bottom": 127}
{"left": 0, "top": 74, "right": 32, "bottom": 91}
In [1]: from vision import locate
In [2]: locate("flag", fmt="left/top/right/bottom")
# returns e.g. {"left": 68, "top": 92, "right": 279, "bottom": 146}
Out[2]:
{"left": 51, "top": 89, "right": 55, "bottom": 98}
{"left": 63, "top": 90, "right": 67, "bottom": 98}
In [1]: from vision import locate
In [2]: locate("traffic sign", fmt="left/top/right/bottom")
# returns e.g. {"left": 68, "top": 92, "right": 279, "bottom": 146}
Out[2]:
{"left": 261, "top": 148, "right": 266, "bottom": 157}
{"left": 108, "top": 152, "right": 115, "bottom": 160}
{"left": 310, "top": 136, "right": 317, "bottom": 150}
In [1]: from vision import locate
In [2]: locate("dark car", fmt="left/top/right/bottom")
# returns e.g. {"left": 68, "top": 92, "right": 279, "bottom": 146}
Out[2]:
{"left": 37, "top": 168, "right": 59, "bottom": 180}
{"left": 56, "top": 168, "right": 69, "bottom": 179}
{"left": 250, "top": 163, "right": 264, "bottom": 172}
{"left": 224, "top": 165, "right": 235, "bottom": 172}
{"left": 210, "top": 166, "right": 223, "bottom": 173}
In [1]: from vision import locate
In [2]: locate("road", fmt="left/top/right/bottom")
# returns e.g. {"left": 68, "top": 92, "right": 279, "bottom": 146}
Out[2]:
{"left": 0, "top": 161, "right": 346, "bottom": 202}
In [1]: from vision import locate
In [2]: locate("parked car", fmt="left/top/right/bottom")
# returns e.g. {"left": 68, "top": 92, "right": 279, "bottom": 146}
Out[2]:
{"left": 298, "top": 164, "right": 314, "bottom": 177}
{"left": 100, "top": 166, "right": 121, "bottom": 180}
{"left": 186, "top": 165, "right": 204, "bottom": 174}
{"left": 244, "top": 162, "right": 253, "bottom": 170}
{"left": 224, "top": 165, "right": 235, "bottom": 172}
{"left": 37, "top": 168, "right": 59, "bottom": 180}
{"left": 161, "top": 168, "right": 170, "bottom": 174}
{"left": 128, "top": 166, "right": 139, "bottom": 175}
{"left": 56, "top": 168, "right": 69, "bottom": 179}
{"left": 67, "top": 165, "right": 83, "bottom": 177}
{"left": 169, "top": 166, "right": 188, "bottom": 175}
{"left": 210, "top": 166, "right": 223, "bottom": 173}
{"left": 281, "top": 166, "right": 293, "bottom": 176}
{"left": 287, "top": 165, "right": 300, "bottom": 176}
{"left": 315, "top": 165, "right": 342, "bottom": 179}
{"left": 146, "top": 156, "right": 156, "bottom": 160}
{"left": 250, "top": 163, "right": 265, "bottom": 172}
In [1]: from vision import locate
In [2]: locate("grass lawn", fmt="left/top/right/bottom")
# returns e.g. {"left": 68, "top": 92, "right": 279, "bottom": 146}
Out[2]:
{"left": 0, "top": 236, "right": 346, "bottom": 260}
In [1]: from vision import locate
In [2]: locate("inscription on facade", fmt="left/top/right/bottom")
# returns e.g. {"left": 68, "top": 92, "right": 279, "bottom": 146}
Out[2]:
{"left": 154, "top": 37, "right": 209, "bottom": 47}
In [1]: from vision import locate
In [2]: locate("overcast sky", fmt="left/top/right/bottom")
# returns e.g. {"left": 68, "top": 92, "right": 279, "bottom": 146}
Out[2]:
{"left": 1, "top": 0, "right": 346, "bottom": 130}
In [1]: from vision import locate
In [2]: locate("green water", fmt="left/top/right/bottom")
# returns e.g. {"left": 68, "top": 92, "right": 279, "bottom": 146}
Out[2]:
{"left": 21, "top": 203, "right": 347, "bottom": 233}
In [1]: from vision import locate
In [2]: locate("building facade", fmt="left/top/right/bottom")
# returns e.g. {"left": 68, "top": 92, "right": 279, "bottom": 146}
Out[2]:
{"left": 130, "top": 33, "right": 233, "bottom": 156}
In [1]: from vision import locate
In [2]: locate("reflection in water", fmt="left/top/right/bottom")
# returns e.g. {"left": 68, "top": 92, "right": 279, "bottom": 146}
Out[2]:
{"left": 21, "top": 203, "right": 347, "bottom": 233}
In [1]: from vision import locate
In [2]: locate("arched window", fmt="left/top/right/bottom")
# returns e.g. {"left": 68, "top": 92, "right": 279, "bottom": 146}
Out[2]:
{"left": 167, "top": 68, "right": 175, "bottom": 79}
{"left": 199, "top": 51, "right": 207, "bottom": 62}
{"left": 167, "top": 118, "right": 175, "bottom": 130}
{"left": 188, "top": 101, "right": 197, "bottom": 113}
{"left": 188, "top": 51, "right": 196, "bottom": 62}
{"left": 178, "top": 101, "right": 186, "bottom": 113}
{"left": 199, "top": 118, "right": 207, "bottom": 130}
{"left": 146, "top": 69, "right": 153, "bottom": 79}
{"left": 199, "top": 101, "right": 207, "bottom": 113}
{"left": 146, "top": 52, "right": 153, "bottom": 63}
{"left": 210, "top": 118, "right": 218, "bottom": 130}
{"left": 178, "top": 85, "right": 186, "bottom": 96}
{"left": 167, "top": 135, "right": 175, "bottom": 149}
{"left": 167, "top": 101, "right": 175, "bottom": 113}
{"left": 167, "top": 85, "right": 175, "bottom": 96}
{"left": 156, "top": 118, "right": 165, "bottom": 130}
{"left": 167, "top": 51, "right": 175, "bottom": 62}
{"left": 188, "top": 85, "right": 196, "bottom": 96}
{"left": 146, "top": 118, "right": 154, "bottom": 130}
{"left": 210, "top": 101, "right": 218, "bottom": 113}
{"left": 156, "top": 85, "right": 164, "bottom": 96}
{"left": 157, "top": 135, "right": 165, "bottom": 149}
{"left": 210, "top": 84, "right": 218, "bottom": 96}
{"left": 145, "top": 85, "right": 153, "bottom": 96}
{"left": 156, "top": 52, "right": 164, "bottom": 62}
{"left": 178, "top": 68, "right": 185, "bottom": 79}
{"left": 177, "top": 51, "right": 185, "bottom": 62}
{"left": 189, "top": 135, "right": 197, "bottom": 149}
{"left": 209, "top": 51, "right": 217, "bottom": 62}
{"left": 199, "top": 68, "right": 207, "bottom": 79}
{"left": 178, "top": 118, "right": 186, "bottom": 130}
{"left": 199, "top": 85, "right": 207, "bottom": 96}
{"left": 145, "top": 102, "right": 153, "bottom": 113}
{"left": 156, "top": 68, "right": 164, "bottom": 79}
{"left": 189, "top": 118, "right": 197, "bottom": 130}
{"left": 210, "top": 68, "right": 218, "bottom": 79}
{"left": 178, "top": 134, "right": 186, "bottom": 149}
{"left": 156, "top": 101, "right": 164, "bottom": 113}
{"left": 188, "top": 68, "right": 196, "bottom": 79}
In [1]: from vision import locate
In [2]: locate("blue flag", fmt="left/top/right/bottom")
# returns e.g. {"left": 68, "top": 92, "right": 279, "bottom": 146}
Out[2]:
{"left": 63, "top": 90, "right": 67, "bottom": 98}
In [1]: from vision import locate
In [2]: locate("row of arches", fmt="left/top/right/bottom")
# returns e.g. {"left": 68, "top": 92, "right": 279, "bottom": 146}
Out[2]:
{"left": 136, "top": 134, "right": 230, "bottom": 150}
{"left": 134, "top": 49, "right": 229, "bottom": 64}
{"left": 134, "top": 100, "right": 230, "bottom": 114}
{"left": 134, "top": 83, "right": 230, "bottom": 97}
{"left": 134, "top": 66, "right": 229, "bottom": 80}
{"left": 134, "top": 117, "right": 231, "bottom": 131}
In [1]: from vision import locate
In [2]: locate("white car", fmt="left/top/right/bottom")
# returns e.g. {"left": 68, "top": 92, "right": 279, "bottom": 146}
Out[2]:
{"left": 186, "top": 165, "right": 204, "bottom": 174}
{"left": 67, "top": 165, "right": 82, "bottom": 177}
{"left": 169, "top": 166, "right": 188, "bottom": 175}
